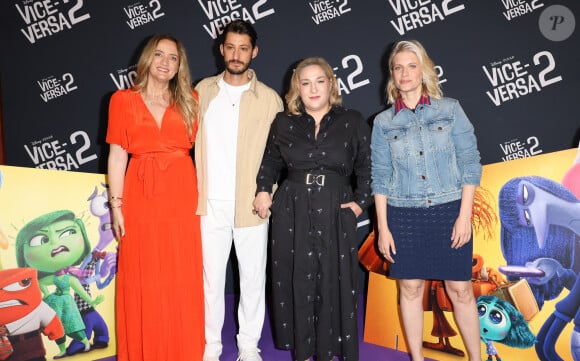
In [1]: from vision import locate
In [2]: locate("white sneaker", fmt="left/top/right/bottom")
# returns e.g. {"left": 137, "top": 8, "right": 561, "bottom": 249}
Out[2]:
{"left": 236, "top": 348, "right": 262, "bottom": 361}
{"left": 202, "top": 355, "right": 220, "bottom": 361}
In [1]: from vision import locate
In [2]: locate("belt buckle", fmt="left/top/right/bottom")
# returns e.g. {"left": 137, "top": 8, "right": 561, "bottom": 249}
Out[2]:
{"left": 306, "top": 173, "right": 325, "bottom": 186}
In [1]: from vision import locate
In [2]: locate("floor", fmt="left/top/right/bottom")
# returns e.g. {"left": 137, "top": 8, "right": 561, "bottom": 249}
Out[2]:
{"left": 96, "top": 294, "right": 434, "bottom": 361}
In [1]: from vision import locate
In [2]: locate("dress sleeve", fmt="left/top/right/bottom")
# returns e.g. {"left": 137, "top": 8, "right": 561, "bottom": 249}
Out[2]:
{"left": 256, "top": 113, "right": 285, "bottom": 194}
{"left": 105, "top": 90, "right": 130, "bottom": 149}
{"left": 352, "top": 113, "right": 373, "bottom": 210}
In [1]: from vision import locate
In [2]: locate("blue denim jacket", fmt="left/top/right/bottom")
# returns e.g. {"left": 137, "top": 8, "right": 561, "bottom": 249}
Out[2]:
{"left": 371, "top": 97, "right": 482, "bottom": 207}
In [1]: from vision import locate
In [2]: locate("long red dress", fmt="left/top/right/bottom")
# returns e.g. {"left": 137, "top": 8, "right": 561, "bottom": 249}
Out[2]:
{"left": 106, "top": 89, "right": 204, "bottom": 361}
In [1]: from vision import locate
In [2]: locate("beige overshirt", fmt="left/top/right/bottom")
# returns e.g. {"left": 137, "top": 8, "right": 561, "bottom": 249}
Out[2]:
{"left": 194, "top": 69, "right": 283, "bottom": 227}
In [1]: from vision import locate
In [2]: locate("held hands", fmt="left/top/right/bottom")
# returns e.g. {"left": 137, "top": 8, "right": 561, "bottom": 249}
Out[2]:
{"left": 377, "top": 229, "right": 396, "bottom": 263}
{"left": 252, "top": 192, "right": 272, "bottom": 219}
{"left": 451, "top": 215, "right": 472, "bottom": 249}
{"left": 340, "top": 201, "right": 363, "bottom": 218}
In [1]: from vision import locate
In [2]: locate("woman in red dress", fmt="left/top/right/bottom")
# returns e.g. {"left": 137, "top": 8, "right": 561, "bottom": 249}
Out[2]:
{"left": 106, "top": 34, "right": 204, "bottom": 361}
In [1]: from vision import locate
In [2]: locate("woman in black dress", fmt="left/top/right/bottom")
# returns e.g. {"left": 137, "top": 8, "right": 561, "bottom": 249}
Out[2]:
{"left": 253, "top": 57, "right": 372, "bottom": 361}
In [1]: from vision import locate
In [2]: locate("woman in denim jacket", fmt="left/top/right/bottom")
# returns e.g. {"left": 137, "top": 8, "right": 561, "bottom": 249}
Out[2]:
{"left": 371, "top": 40, "right": 482, "bottom": 361}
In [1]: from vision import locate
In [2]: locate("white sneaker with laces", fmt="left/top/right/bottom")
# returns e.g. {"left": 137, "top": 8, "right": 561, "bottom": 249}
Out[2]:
{"left": 236, "top": 347, "right": 262, "bottom": 361}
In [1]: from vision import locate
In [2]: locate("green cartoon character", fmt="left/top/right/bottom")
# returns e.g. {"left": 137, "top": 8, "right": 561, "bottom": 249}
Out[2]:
{"left": 15, "top": 210, "right": 104, "bottom": 358}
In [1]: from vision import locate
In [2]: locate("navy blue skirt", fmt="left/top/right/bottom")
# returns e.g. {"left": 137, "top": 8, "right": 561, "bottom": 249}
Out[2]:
{"left": 387, "top": 200, "right": 472, "bottom": 281}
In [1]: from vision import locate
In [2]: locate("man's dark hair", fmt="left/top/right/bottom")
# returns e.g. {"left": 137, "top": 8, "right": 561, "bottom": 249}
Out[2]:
{"left": 222, "top": 20, "right": 258, "bottom": 48}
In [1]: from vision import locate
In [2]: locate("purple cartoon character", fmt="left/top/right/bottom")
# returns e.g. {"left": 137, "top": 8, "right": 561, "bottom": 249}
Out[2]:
{"left": 66, "top": 185, "right": 117, "bottom": 355}
{"left": 499, "top": 175, "right": 580, "bottom": 361}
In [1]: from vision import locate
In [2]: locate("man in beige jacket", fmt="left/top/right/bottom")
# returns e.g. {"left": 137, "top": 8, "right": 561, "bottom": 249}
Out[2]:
{"left": 194, "top": 20, "right": 283, "bottom": 361}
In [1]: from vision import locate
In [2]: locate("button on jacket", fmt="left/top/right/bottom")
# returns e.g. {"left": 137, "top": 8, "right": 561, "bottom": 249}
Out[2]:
{"left": 371, "top": 97, "right": 482, "bottom": 207}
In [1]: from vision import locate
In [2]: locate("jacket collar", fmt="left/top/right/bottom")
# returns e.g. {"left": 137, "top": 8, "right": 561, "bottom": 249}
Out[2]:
{"left": 394, "top": 95, "right": 431, "bottom": 115}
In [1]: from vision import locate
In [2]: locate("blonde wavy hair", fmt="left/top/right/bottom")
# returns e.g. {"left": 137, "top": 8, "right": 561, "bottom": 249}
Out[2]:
{"left": 285, "top": 57, "right": 342, "bottom": 115}
{"left": 133, "top": 34, "right": 197, "bottom": 137}
{"left": 386, "top": 40, "right": 442, "bottom": 104}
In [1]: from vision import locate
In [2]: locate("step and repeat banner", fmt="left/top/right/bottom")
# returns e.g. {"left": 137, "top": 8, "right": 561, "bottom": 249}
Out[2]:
{"left": 0, "top": 0, "right": 578, "bottom": 172}
{"left": 0, "top": 1, "right": 579, "bottom": 360}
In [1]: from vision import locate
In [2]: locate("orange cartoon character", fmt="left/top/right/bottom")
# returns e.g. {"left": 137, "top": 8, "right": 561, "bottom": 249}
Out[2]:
{"left": 0, "top": 268, "right": 64, "bottom": 361}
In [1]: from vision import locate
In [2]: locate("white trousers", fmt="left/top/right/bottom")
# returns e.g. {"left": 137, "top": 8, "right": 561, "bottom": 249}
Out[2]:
{"left": 201, "top": 199, "right": 268, "bottom": 357}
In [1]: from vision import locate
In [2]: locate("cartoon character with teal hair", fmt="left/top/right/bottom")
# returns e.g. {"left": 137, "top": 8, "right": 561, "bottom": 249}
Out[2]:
{"left": 15, "top": 210, "right": 104, "bottom": 358}
{"left": 477, "top": 295, "right": 536, "bottom": 361}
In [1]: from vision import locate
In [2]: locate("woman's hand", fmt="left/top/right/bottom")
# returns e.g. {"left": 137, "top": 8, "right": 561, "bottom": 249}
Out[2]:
{"left": 340, "top": 201, "right": 363, "bottom": 218}
{"left": 451, "top": 215, "right": 472, "bottom": 249}
{"left": 252, "top": 192, "right": 272, "bottom": 219}
{"left": 377, "top": 229, "right": 396, "bottom": 263}
{"left": 111, "top": 207, "right": 125, "bottom": 241}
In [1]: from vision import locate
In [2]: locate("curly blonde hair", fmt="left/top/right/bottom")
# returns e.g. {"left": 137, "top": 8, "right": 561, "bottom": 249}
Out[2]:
{"left": 285, "top": 57, "right": 342, "bottom": 115}
{"left": 386, "top": 40, "right": 442, "bottom": 104}
{"left": 133, "top": 34, "right": 197, "bottom": 137}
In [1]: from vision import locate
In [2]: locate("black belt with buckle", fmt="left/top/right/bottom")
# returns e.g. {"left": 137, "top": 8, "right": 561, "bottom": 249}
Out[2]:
{"left": 287, "top": 171, "right": 350, "bottom": 187}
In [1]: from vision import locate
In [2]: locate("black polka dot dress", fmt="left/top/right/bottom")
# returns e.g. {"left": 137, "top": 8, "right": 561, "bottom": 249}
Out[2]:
{"left": 257, "top": 107, "right": 372, "bottom": 361}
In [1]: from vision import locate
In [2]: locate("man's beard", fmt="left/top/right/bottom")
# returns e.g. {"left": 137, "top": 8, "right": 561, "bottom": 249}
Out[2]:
{"left": 226, "top": 60, "right": 250, "bottom": 75}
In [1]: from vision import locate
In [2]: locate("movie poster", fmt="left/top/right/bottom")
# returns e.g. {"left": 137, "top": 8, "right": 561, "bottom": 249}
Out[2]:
{"left": 0, "top": 166, "right": 116, "bottom": 361}
{"left": 363, "top": 146, "right": 580, "bottom": 361}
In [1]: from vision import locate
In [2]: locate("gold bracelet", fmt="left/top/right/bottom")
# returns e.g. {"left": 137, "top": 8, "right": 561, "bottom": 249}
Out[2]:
{"left": 109, "top": 199, "right": 123, "bottom": 208}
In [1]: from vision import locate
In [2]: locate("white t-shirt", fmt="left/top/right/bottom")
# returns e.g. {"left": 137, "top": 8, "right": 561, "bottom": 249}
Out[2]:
{"left": 205, "top": 78, "right": 250, "bottom": 200}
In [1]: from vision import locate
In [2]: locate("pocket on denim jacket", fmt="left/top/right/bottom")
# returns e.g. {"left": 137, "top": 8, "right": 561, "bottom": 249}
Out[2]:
{"left": 383, "top": 127, "right": 408, "bottom": 159}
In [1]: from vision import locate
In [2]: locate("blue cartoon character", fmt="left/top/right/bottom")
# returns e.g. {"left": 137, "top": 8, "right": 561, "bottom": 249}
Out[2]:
{"left": 15, "top": 210, "right": 104, "bottom": 358}
{"left": 498, "top": 176, "right": 580, "bottom": 361}
{"left": 65, "top": 186, "right": 117, "bottom": 356}
{"left": 477, "top": 295, "right": 535, "bottom": 361}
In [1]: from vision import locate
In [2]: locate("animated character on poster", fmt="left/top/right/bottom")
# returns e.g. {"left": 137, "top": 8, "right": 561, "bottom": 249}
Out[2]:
{"left": 477, "top": 295, "right": 535, "bottom": 361}
{"left": 64, "top": 186, "right": 117, "bottom": 356}
{"left": 15, "top": 210, "right": 104, "bottom": 358}
{"left": 561, "top": 142, "right": 580, "bottom": 199}
{"left": 81, "top": 186, "right": 116, "bottom": 289}
{"left": 498, "top": 176, "right": 580, "bottom": 361}
{"left": 0, "top": 267, "right": 65, "bottom": 361}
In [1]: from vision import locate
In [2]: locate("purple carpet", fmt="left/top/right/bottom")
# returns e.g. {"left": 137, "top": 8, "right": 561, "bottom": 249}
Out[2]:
{"left": 96, "top": 294, "right": 433, "bottom": 361}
